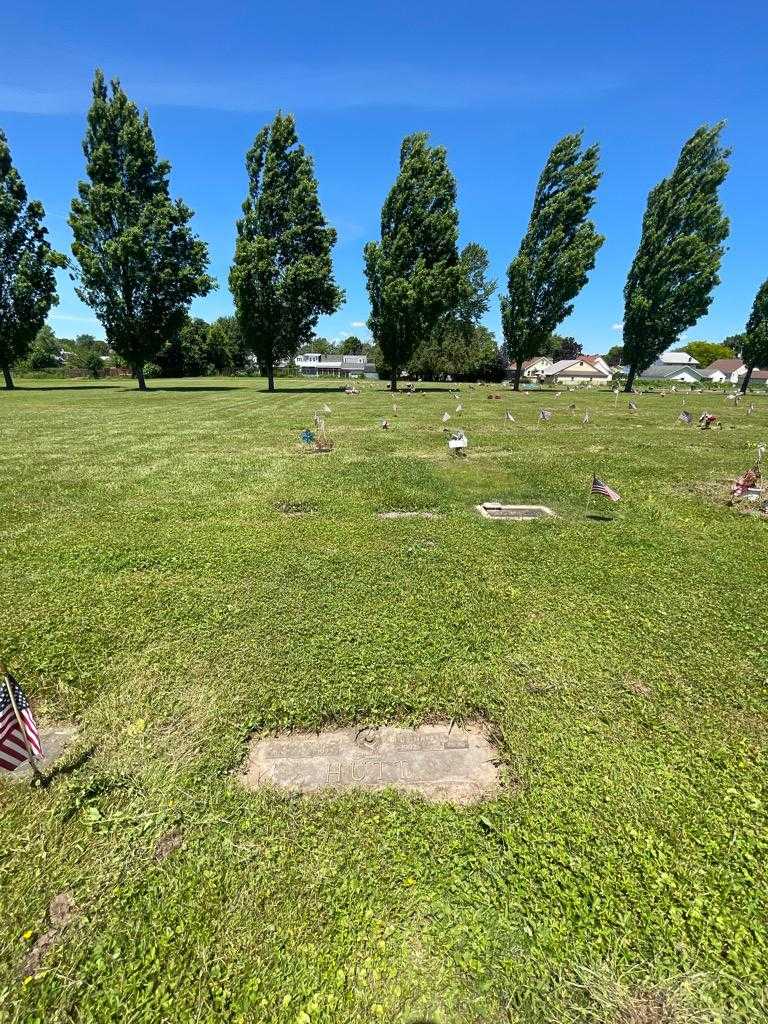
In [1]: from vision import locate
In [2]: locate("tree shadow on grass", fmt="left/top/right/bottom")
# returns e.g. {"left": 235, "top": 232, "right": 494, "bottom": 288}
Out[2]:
{"left": 10, "top": 384, "right": 122, "bottom": 391}
{"left": 585, "top": 513, "right": 616, "bottom": 522}
{"left": 143, "top": 385, "right": 243, "bottom": 392}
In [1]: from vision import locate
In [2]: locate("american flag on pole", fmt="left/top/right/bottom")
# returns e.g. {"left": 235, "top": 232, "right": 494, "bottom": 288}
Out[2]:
{"left": 679, "top": 410, "right": 692, "bottom": 425}
{"left": 591, "top": 475, "right": 621, "bottom": 502}
{"left": 539, "top": 409, "right": 553, "bottom": 422}
{"left": 1, "top": 672, "right": 42, "bottom": 772}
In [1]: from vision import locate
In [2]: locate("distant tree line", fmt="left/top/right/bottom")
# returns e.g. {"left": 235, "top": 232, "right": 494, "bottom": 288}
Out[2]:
{"left": 2, "top": 72, "right": 767, "bottom": 392}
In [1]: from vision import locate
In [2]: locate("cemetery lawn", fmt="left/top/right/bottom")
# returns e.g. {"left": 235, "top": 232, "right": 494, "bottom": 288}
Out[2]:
{"left": 1, "top": 377, "right": 767, "bottom": 1024}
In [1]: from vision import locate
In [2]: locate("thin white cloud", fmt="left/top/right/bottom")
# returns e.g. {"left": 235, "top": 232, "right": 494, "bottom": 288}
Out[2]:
{"left": 611, "top": 322, "right": 623, "bottom": 333}
{"left": 351, "top": 321, "right": 366, "bottom": 328}
{"left": 0, "top": 64, "right": 624, "bottom": 115}
{"left": 49, "top": 313, "right": 100, "bottom": 324}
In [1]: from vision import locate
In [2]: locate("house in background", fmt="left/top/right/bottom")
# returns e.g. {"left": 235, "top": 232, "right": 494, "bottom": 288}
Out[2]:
{"left": 637, "top": 361, "right": 707, "bottom": 383}
{"left": 293, "top": 352, "right": 377, "bottom": 378}
{"left": 542, "top": 357, "right": 613, "bottom": 386}
{"left": 517, "top": 356, "right": 553, "bottom": 380}
{"left": 701, "top": 358, "right": 748, "bottom": 384}
{"left": 659, "top": 350, "right": 700, "bottom": 366}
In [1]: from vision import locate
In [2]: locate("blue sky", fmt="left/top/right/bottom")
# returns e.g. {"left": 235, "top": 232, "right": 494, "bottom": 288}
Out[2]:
{"left": 1, "top": 1, "right": 766, "bottom": 353}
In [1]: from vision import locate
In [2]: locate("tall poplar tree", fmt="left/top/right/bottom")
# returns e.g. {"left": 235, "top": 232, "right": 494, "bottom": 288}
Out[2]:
{"left": 0, "top": 130, "right": 64, "bottom": 390}
{"left": 500, "top": 133, "right": 603, "bottom": 391}
{"left": 622, "top": 123, "right": 730, "bottom": 392}
{"left": 229, "top": 113, "right": 342, "bottom": 392}
{"left": 364, "top": 133, "right": 463, "bottom": 391}
{"left": 740, "top": 279, "right": 768, "bottom": 394}
{"left": 69, "top": 71, "right": 213, "bottom": 390}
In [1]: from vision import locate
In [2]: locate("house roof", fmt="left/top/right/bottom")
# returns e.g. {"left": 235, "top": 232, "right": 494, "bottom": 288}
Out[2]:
{"left": 702, "top": 359, "right": 744, "bottom": 374}
{"left": 544, "top": 358, "right": 611, "bottom": 377}
{"left": 659, "top": 351, "right": 699, "bottom": 365}
{"left": 522, "top": 356, "right": 551, "bottom": 369}
{"left": 751, "top": 369, "right": 768, "bottom": 380}
{"left": 639, "top": 361, "right": 707, "bottom": 380}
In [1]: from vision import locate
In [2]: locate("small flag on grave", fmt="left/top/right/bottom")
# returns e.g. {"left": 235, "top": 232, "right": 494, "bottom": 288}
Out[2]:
{"left": 1, "top": 669, "right": 43, "bottom": 773}
{"left": 381, "top": 419, "right": 390, "bottom": 430}
{"left": 628, "top": 401, "right": 638, "bottom": 413}
{"left": 582, "top": 410, "right": 590, "bottom": 424}
{"left": 748, "top": 403, "right": 755, "bottom": 416}
{"left": 505, "top": 411, "right": 515, "bottom": 423}
{"left": 591, "top": 475, "right": 621, "bottom": 502}
{"left": 679, "top": 410, "right": 692, "bottom": 425}
{"left": 538, "top": 409, "right": 553, "bottom": 422}
{"left": 442, "top": 412, "right": 451, "bottom": 423}
{"left": 322, "top": 404, "right": 332, "bottom": 414}
{"left": 456, "top": 404, "right": 463, "bottom": 413}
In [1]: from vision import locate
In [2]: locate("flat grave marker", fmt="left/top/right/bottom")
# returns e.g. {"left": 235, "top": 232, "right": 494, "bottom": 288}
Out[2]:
{"left": 476, "top": 502, "right": 555, "bottom": 521}
{"left": 240, "top": 722, "right": 500, "bottom": 804}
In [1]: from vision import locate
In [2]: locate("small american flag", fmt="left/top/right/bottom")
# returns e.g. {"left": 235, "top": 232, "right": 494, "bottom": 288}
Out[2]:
{"left": 628, "top": 401, "right": 638, "bottom": 413}
{"left": 505, "top": 411, "right": 515, "bottom": 423}
{"left": 591, "top": 475, "right": 621, "bottom": 502}
{"left": 539, "top": 409, "right": 553, "bottom": 422}
{"left": 1, "top": 672, "right": 42, "bottom": 772}
{"left": 679, "top": 410, "right": 692, "bottom": 425}
{"left": 582, "top": 411, "right": 590, "bottom": 424}
{"left": 442, "top": 412, "right": 451, "bottom": 422}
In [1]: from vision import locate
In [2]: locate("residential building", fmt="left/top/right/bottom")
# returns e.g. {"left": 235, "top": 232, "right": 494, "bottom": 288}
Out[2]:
{"left": 293, "top": 353, "right": 377, "bottom": 378}
{"left": 637, "top": 361, "right": 707, "bottom": 383}
{"left": 542, "top": 357, "right": 613, "bottom": 386}
{"left": 701, "top": 358, "right": 748, "bottom": 384}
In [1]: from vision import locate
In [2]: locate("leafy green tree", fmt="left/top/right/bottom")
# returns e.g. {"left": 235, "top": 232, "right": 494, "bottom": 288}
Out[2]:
{"left": 69, "top": 71, "right": 213, "bottom": 390}
{"left": 338, "top": 335, "right": 371, "bottom": 356}
{"left": 364, "top": 133, "right": 463, "bottom": 391}
{"left": 155, "top": 316, "right": 210, "bottom": 376}
{"left": 679, "top": 340, "right": 733, "bottom": 366}
{"left": 69, "top": 333, "right": 109, "bottom": 376}
{"left": 230, "top": 113, "right": 342, "bottom": 392}
{"left": 722, "top": 333, "right": 745, "bottom": 355}
{"left": 26, "top": 325, "right": 63, "bottom": 369}
{"left": 500, "top": 133, "right": 603, "bottom": 390}
{"left": 0, "top": 131, "right": 64, "bottom": 389}
{"left": 622, "top": 123, "right": 730, "bottom": 392}
{"left": 740, "top": 279, "right": 768, "bottom": 393}
{"left": 207, "top": 316, "right": 248, "bottom": 372}
{"left": 548, "top": 334, "right": 582, "bottom": 362}
{"left": 604, "top": 344, "right": 624, "bottom": 367}
{"left": 456, "top": 243, "right": 496, "bottom": 325}
{"left": 303, "top": 336, "right": 335, "bottom": 356}
{"left": 408, "top": 323, "right": 503, "bottom": 382}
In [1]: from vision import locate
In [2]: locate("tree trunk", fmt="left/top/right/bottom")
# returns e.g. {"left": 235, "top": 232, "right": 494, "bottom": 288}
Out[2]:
{"left": 1, "top": 362, "right": 14, "bottom": 390}
{"left": 513, "top": 358, "right": 523, "bottom": 391}
{"left": 135, "top": 365, "right": 147, "bottom": 391}
{"left": 390, "top": 367, "right": 398, "bottom": 392}
{"left": 739, "top": 363, "right": 755, "bottom": 395}
{"left": 624, "top": 365, "right": 637, "bottom": 393}
{"left": 267, "top": 360, "right": 275, "bottom": 392}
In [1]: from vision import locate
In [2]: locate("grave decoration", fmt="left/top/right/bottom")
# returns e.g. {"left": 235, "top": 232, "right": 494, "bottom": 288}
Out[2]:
{"left": 447, "top": 429, "right": 468, "bottom": 455}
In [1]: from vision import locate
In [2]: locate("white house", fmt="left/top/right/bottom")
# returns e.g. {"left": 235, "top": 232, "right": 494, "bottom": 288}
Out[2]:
{"left": 519, "top": 356, "right": 553, "bottom": 379}
{"left": 638, "top": 361, "right": 707, "bottom": 383}
{"left": 542, "top": 357, "right": 613, "bottom": 386}
{"left": 701, "top": 359, "right": 747, "bottom": 385}
{"left": 294, "top": 353, "right": 377, "bottom": 378}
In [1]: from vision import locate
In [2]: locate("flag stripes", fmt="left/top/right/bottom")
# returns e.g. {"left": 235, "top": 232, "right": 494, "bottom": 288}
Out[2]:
{"left": 0, "top": 673, "right": 42, "bottom": 773}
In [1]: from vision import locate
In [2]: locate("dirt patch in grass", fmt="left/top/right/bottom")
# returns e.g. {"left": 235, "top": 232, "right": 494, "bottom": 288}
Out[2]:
{"left": 22, "top": 891, "right": 78, "bottom": 977}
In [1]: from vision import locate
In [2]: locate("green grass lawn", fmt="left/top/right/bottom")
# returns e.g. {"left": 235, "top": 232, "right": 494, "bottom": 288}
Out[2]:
{"left": 1, "top": 377, "right": 766, "bottom": 1023}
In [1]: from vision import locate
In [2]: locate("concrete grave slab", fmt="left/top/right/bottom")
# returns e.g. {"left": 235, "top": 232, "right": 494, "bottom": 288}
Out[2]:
{"left": 3, "top": 722, "right": 78, "bottom": 784}
{"left": 476, "top": 502, "right": 555, "bottom": 521}
{"left": 240, "top": 721, "right": 500, "bottom": 804}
